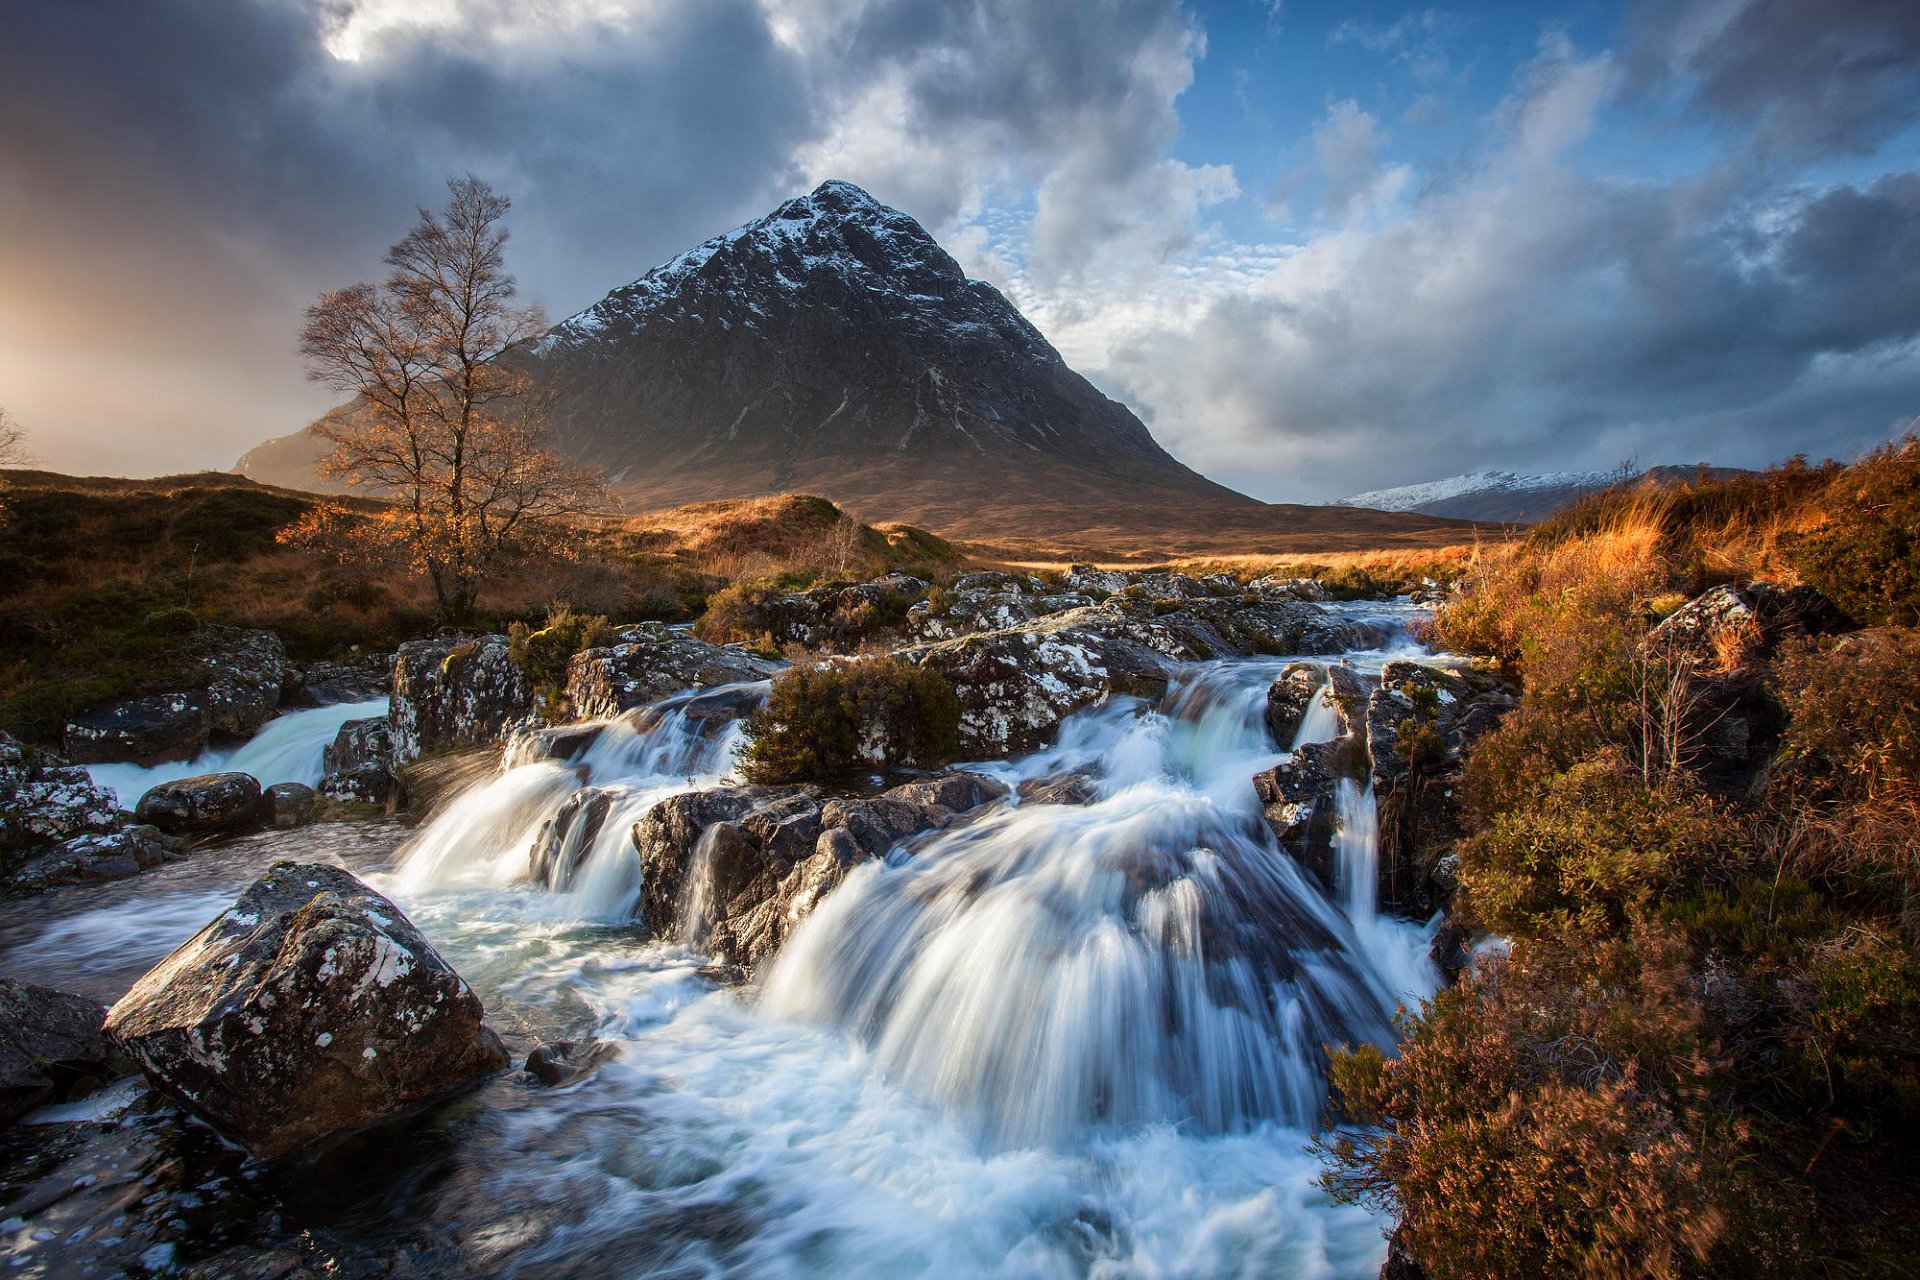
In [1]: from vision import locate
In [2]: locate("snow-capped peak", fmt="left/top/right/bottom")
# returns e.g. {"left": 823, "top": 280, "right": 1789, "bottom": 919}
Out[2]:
{"left": 1334, "top": 468, "right": 1623, "bottom": 512}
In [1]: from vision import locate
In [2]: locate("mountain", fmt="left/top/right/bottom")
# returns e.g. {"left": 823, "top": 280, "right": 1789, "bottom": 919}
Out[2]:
{"left": 1334, "top": 465, "right": 1757, "bottom": 524}
{"left": 237, "top": 180, "right": 1468, "bottom": 552}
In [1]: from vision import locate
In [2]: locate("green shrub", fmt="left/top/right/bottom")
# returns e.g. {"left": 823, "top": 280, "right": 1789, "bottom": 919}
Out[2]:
{"left": 143, "top": 607, "right": 200, "bottom": 635}
{"left": 740, "top": 656, "right": 961, "bottom": 783}
{"left": 694, "top": 580, "right": 785, "bottom": 647}
{"left": 507, "top": 606, "right": 615, "bottom": 690}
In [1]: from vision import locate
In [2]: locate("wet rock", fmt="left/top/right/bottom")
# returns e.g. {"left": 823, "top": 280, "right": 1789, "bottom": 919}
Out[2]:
{"left": 0, "top": 978, "right": 132, "bottom": 1126}
{"left": 1365, "top": 662, "right": 1516, "bottom": 917}
{"left": 564, "top": 626, "right": 780, "bottom": 720}
{"left": 912, "top": 609, "right": 1173, "bottom": 756}
{"left": 509, "top": 722, "right": 603, "bottom": 765}
{"left": 1017, "top": 772, "right": 1099, "bottom": 806}
{"left": 528, "top": 787, "right": 619, "bottom": 891}
{"left": 136, "top": 772, "right": 263, "bottom": 837}
{"left": 180, "top": 1248, "right": 326, "bottom": 1280}
{"left": 284, "top": 654, "right": 390, "bottom": 708}
{"left": 525, "top": 1040, "right": 616, "bottom": 1087}
{"left": 632, "top": 772, "right": 1008, "bottom": 968}
{"left": 389, "top": 635, "right": 536, "bottom": 766}
{"left": 1253, "top": 737, "right": 1362, "bottom": 887}
{"left": 319, "top": 717, "right": 397, "bottom": 805}
{"left": 7, "top": 825, "right": 179, "bottom": 891}
{"left": 261, "top": 782, "right": 316, "bottom": 829}
{"left": 1, "top": 732, "right": 125, "bottom": 857}
{"left": 198, "top": 626, "right": 290, "bottom": 738}
{"left": 62, "top": 691, "right": 211, "bottom": 765}
{"left": 105, "top": 862, "right": 509, "bottom": 1160}
{"left": 1265, "top": 662, "right": 1325, "bottom": 746}
{"left": 1428, "top": 916, "right": 1474, "bottom": 987}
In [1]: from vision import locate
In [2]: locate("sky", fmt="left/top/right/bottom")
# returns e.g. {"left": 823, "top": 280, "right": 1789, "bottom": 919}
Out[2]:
{"left": 1, "top": 0, "right": 1916, "bottom": 502}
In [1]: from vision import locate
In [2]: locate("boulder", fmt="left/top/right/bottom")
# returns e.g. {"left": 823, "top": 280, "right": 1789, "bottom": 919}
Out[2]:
{"left": 631, "top": 772, "right": 1008, "bottom": 968}
{"left": 1380, "top": 1223, "right": 1429, "bottom": 1280}
{"left": 528, "top": 787, "right": 620, "bottom": 891}
{"left": 507, "top": 722, "right": 604, "bottom": 766}
{"left": 1, "top": 732, "right": 125, "bottom": 857}
{"left": 8, "top": 825, "right": 178, "bottom": 891}
{"left": 1265, "top": 662, "right": 1325, "bottom": 746}
{"left": 136, "top": 772, "right": 262, "bottom": 837}
{"left": 1253, "top": 737, "right": 1363, "bottom": 886}
{"left": 62, "top": 691, "right": 211, "bottom": 766}
{"left": 1064, "top": 564, "right": 1130, "bottom": 597}
{"left": 1364, "top": 662, "right": 1515, "bottom": 916}
{"left": 564, "top": 626, "right": 780, "bottom": 721}
{"left": 745, "top": 572, "right": 932, "bottom": 650}
{"left": 320, "top": 716, "right": 397, "bottom": 805}
{"left": 261, "top": 782, "right": 316, "bottom": 829}
{"left": 197, "top": 625, "right": 289, "bottom": 737}
{"left": 389, "top": 635, "right": 536, "bottom": 766}
{"left": 1651, "top": 581, "right": 1850, "bottom": 668}
{"left": 0, "top": 978, "right": 132, "bottom": 1126}
{"left": 912, "top": 609, "right": 1173, "bottom": 756}
{"left": 1017, "top": 772, "right": 1099, "bottom": 806}
{"left": 284, "top": 654, "right": 390, "bottom": 708}
{"left": 104, "top": 862, "right": 509, "bottom": 1160}
{"left": 525, "top": 1040, "right": 616, "bottom": 1087}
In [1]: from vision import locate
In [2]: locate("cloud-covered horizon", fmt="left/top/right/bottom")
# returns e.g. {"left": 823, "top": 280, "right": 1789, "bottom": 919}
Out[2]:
{"left": 1, "top": 0, "right": 1915, "bottom": 501}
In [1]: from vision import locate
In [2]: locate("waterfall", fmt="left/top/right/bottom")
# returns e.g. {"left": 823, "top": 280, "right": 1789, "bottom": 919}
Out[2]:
{"left": 1333, "top": 778, "right": 1380, "bottom": 923}
{"left": 392, "top": 681, "right": 766, "bottom": 920}
{"left": 84, "top": 697, "right": 388, "bottom": 808}
{"left": 758, "top": 661, "right": 1429, "bottom": 1148}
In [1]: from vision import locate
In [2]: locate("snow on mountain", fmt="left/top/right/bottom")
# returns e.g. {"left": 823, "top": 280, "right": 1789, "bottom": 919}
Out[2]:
{"left": 1335, "top": 469, "right": 1622, "bottom": 513}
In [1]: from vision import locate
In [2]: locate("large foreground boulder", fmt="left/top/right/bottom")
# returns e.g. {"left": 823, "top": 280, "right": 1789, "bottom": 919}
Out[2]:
{"left": 389, "top": 635, "right": 536, "bottom": 766}
{"left": 0, "top": 978, "right": 132, "bottom": 1126}
{"left": 630, "top": 772, "right": 1009, "bottom": 968}
{"left": 136, "top": 772, "right": 263, "bottom": 837}
{"left": 105, "top": 862, "right": 508, "bottom": 1160}
{"left": 564, "top": 626, "right": 781, "bottom": 720}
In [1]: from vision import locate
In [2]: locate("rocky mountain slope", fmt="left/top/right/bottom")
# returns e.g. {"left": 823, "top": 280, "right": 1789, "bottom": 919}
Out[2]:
{"left": 1335, "top": 464, "right": 1755, "bottom": 523}
{"left": 237, "top": 181, "right": 1467, "bottom": 552}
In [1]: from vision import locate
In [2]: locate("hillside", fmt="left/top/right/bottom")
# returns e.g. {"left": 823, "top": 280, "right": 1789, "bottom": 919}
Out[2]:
{"left": 236, "top": 180, "right": 1474, "bottom": 552}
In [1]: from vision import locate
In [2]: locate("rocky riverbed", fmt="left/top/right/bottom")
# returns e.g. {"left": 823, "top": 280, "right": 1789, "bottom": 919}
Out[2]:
{"left": 0, "top": 572, "right": 1514, "bottom": 1279}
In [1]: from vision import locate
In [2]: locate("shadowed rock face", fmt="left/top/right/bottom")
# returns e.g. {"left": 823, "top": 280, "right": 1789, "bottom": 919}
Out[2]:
{"left": 0, "top": 978, "right": 132, "bottom": 1126}
{"left": 104, "top": 862, "right": 508, "bottom": 1160}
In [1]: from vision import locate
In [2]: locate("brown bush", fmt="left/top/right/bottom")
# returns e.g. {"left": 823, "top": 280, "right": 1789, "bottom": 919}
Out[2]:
{"left": 739, "top": 656, "right": 961, "bottom": 784}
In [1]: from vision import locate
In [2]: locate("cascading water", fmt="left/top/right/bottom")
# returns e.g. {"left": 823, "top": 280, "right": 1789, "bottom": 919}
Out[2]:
{"left": 83, "top": 697, "right": 387, "bottom": 807}
{"left": 759, "top": 661, "right": 1426, "bottom": 1146}
{"left": 6, "top": 602, "right": 1464, "bottom": 1277}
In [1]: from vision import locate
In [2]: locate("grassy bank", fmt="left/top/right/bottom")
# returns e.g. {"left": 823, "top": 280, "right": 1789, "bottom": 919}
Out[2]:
{"left": 1319, "top": 441, "right": 1920, "bottom": 1277}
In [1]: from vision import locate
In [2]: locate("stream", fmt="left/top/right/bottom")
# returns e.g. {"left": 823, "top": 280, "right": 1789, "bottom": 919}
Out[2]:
{"left": 1, "top": 602, "right": 1446, "bottom": 1279}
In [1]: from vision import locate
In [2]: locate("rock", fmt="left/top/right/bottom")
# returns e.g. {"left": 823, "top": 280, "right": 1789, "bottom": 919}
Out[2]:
{"left": 912, "top": 609, "right": 1173, "bottom": 756}
{"left": 748, "top": 572, "right": 932, "bottom": 650}
{"left": 508, "top": 722, "right": 604, "bottom": 765}
{"left": 319, "top": 717, "right": 397, "bottom": 805}
{"left": 631, "top": 772, "right": 1008, "bottom": 968}
{"left": 1265, "top": 662, "right": 1325, "bottom": 746}
{"left": 528, "top": 787, "right": 620, "bottom": 891}
{"left": 105, "top": 862, "right": 509, "bottom": 1160}
{"left": 564, "top": 626, "right": 780, "bottom": 720}
{"left": 285, "top": 655, "right": 390, "bottom": 708}
{"left": 8, "top": 825, "right": 179, "bottom": 891}
{"left": 525, "top": 1040, "right": 616, "bottom": 1087}
{"left": 1364, "top": 662, "right": 1516, "bottom": 917}
{"left": 1064, "top": 564, "right": 1129, "bottom": 597}
{"left": 197, "top": 626, "right": 289, "bottom": 737}
{"left": 1017, "top": 772, "right": 1099, "bottom": 806}
{"left": 1429, "top": 916, "right": 1474, "bottom": 986}
{"left": 1380, "top": 1223, "right": 1428, "bottom": 1280}
{"left": 0, "top": 978, "right": 132, "bottom": 1126}
{"left": 1, "top": 732, "right": 125, "bottom": 854}
{"left": 180, "top": 1248, "right": 326, "bottom": 1280}
{"left": 389, "top": 635, "right": 536, "bottom": 766}
{"left": 62, "top": 691, "right": 211, "bottom": 765}
{"left": 135, "top": 772, "right": 263, "bottom": 837}
{"left": 1253, "top": 737, "right": 1363, "bottom": 886}
{"left": 261, "top": 782, "right": 316, "bottom": 829}
{"left": 1651, "top": 581, "right": 1850, "bottom": 668}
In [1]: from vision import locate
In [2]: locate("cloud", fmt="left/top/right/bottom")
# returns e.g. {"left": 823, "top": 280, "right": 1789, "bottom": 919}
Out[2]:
{"left": 1628, "top": 0, "right": 1920, "bottom": 157}
{"left": 1092, "top": 40, "right": 1920, "bottom": 500}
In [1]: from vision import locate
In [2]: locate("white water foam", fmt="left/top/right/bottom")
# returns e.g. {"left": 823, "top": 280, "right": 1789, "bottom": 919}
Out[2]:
{"left": 85, "top": 698, "right": 387, "bottom": 807}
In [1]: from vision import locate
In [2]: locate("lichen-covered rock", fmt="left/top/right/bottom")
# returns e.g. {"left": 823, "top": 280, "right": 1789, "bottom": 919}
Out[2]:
{"left": 1064, "top": 564, "right": 1129, "bottom": 597}
{"left": 912, "top": 609, "right": 1173, "bottom": 756}
{"left": 9, "top": 825, "right": 179, "bottom": 891}
{"left": 389, "top": 635, "right": 536, "bottom": 766}
{"left": 198, "top": 625, "right": 289, "bottom": 737}
{"left": 1364, "top": 661, "right": 1516, "bottom": 916}
{"left": 135, "top": 772, "right": 262, "bottom": 837}
{"left": 745, "top": 572, "right": 932, "bottom": 650}
{"left": 284, "top": 654, "right": 391, "bottom": 708}
{"left": 0, "top": 978, "right": 133, "bottom": 1126}
{"left": 261, "top": 782, "right": 316, "bottom": 829}
{"left": 1, "top": 733, "right": 124, "bottom": 853}
{"left": 1253, "top": 737, "right": 1362, "bottom": 886}
{"left": 1265, "top": 663, "right": 1326, "bottom": 746}
{"left": 320, "top": 717, "right": 397, "bottom": 805}
{"left": 564, "top": 627, "right": 780, "bottom": 721}
{"left": 62, "top": 691, "right": 212, "bottom": 765}
{"left": 1651, "top": 581, "right": 1850, "bottom": 667}
{"left": 631, "top": 772, "right": 1008, "bottom": 968}
{"left": 104, "top": 862, "right": 508, "bottom": 1160}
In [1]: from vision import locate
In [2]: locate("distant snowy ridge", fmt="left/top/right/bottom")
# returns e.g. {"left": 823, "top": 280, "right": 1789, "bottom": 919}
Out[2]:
{"left": 1334, "top": 469, "right": 1622, "bottom": 512}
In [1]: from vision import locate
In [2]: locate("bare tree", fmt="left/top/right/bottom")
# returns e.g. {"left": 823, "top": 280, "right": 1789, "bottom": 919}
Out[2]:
{"left": 0, "top": 408, "right": 27, "bottom": 467}
{"left": 290, "top": 176, "right": 601, "bottom": 622}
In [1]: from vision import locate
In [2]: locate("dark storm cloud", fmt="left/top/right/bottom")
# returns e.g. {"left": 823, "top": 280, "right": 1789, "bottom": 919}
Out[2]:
{"left": 1629, "top": 0, "right": 1920, "bottom": 157}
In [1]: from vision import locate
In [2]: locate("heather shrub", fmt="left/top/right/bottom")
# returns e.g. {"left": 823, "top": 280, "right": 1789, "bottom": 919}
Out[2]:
{"left": 693, "top": 580, "right": 787, "bottom": 648}
{"left": 739, "top": 656, "right": 961, "bottom": 784}
{"left": 1459, "top": 757, "right": 1722, "bottom": 941}
{"left": 1792, "top": 438, "right": 1920, "bottom": 626}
